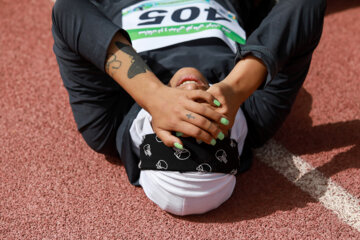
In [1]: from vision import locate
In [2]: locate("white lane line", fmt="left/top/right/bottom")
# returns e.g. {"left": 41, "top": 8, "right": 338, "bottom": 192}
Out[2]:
{"left": 255, "top": 139, "right": 360, "bottom": 232}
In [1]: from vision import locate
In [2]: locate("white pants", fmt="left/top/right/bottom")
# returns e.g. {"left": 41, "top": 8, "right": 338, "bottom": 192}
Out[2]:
{"left": 139, "top": 170, "right": 236, "bottom": 216}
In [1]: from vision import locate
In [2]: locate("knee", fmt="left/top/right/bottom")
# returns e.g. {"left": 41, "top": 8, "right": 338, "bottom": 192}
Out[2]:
{"left": 139, "top": 171, "right": 236, "bottom": 216}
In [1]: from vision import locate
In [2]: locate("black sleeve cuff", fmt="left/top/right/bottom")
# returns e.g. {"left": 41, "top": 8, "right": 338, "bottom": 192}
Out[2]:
{"left": 235, "top": 44, "right": 277, "bottom": 87}
{"left": 95, "top": 28, "right": 132, "bottom": 72}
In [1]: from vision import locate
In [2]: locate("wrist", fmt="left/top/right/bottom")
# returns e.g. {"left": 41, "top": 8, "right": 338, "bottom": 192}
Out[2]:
{"left": 140, "top": 82, "right": 168, "bottom": 112}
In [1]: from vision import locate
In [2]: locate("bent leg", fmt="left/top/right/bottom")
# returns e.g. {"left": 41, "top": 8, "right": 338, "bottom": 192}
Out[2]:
{"left": 241, "top": 0, "right": 326, "bottom": 148}
{"left": 52, "top": 2, "right": 134, "bottom": 156}
{"left": 53, "top": 46, "right": 134, "bottom": 155}
{"left": 242, "top": 56, "right": 311, "bottom": 148}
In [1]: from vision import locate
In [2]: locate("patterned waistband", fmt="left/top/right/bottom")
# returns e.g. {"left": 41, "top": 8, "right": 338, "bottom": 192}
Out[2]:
{"left": 139, "top": 133, "right": 240, "bottom": 175}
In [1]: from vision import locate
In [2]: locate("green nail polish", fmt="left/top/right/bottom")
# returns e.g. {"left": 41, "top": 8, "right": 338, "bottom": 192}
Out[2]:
{"left": 176, "top": 132, "right": 183, "bottom": 137}
{"left": 217, "top": 132, "right": 224, "bottom": 140}
{"left": 174, "top": 142, "right": 183, "bottom": 150}
{"left": 210, "top": 139, "right": 216, "bottom": 146}
{"left": 213, "top": 99, "right": 221, "bottom": 107}
{"left": 220, "top": 117, "right": 229, "bottom": 126}
{"left": 196, "top": 139, "right": 203, "bottom": 144}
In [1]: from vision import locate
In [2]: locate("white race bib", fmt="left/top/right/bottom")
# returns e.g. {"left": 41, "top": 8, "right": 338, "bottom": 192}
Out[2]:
{"left": 122, "top": 0, "right": 246, "bottom": 53}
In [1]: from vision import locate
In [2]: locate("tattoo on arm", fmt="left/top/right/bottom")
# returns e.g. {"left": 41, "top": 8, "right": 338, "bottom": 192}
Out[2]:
{"left": 106, "top": 53, "right": 121, "bottom": 77}
{"left": 186, "top": 113, "right": 195, "bottom": 120}
{"left": 115, "top": 41, "right": 151, "bottom": 79}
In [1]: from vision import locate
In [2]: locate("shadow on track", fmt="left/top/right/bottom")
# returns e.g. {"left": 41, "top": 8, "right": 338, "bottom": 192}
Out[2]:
{"left": 276, "top": 88, "right": 359, "bottom": 177}
{"left": 175, "top": 89, "right": 358, "bottom": 223}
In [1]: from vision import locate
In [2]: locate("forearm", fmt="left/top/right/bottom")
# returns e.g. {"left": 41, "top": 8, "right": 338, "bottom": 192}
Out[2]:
{"left": 105, "top": 32, "right": 164, "bottom": 110}
{"left": 222, "top": 56, "right": 267, "bottom": 107}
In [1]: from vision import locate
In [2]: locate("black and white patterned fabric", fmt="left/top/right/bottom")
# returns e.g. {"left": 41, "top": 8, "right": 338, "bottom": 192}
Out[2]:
{"left": 139, "top": 134, "right": 240, "bottom": 175}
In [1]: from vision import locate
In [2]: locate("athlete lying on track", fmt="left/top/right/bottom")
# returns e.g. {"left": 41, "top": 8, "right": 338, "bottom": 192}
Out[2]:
{"left": 52, "top": 0, "right": 326, "bottom": 215}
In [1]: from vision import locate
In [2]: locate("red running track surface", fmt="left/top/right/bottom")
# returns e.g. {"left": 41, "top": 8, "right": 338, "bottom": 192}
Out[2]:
{"left": 1, "top": 0, "right": 359, "bottom": 239}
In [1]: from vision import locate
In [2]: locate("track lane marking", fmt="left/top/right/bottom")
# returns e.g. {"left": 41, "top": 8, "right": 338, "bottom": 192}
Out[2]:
{"left": 255, "top": 139, "right": 360, "bottom": 231}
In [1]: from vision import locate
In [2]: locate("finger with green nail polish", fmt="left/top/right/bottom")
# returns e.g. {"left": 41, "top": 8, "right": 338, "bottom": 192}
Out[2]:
{"left": 220, "top": 117, "right": 229, "bottom": 126}
{"left": 174, "top": 142, "right": 183, "bottom": 150}
{"left": 217, "top": 131, "right": 224, "bottom": 140}
{"left": 210, "top": 139, "right": 216, "bottom": 146}
{"left": 213, "top": 99, "right": 221, "bottom": 107}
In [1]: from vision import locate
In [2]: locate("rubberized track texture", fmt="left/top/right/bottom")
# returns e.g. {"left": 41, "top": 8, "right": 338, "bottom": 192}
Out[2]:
{"left": 1, "top": 0, "right": 359, "bottom": 239}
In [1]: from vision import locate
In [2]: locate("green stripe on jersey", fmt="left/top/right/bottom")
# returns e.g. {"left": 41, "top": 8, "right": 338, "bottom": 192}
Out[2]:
{"left": 126, "top": 22, "right": 246, "bottom": 44}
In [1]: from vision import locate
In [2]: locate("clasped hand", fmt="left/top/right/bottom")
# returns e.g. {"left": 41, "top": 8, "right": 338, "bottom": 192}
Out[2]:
{"left": 148, "top": 83, "right": 239, "bottom": 148}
